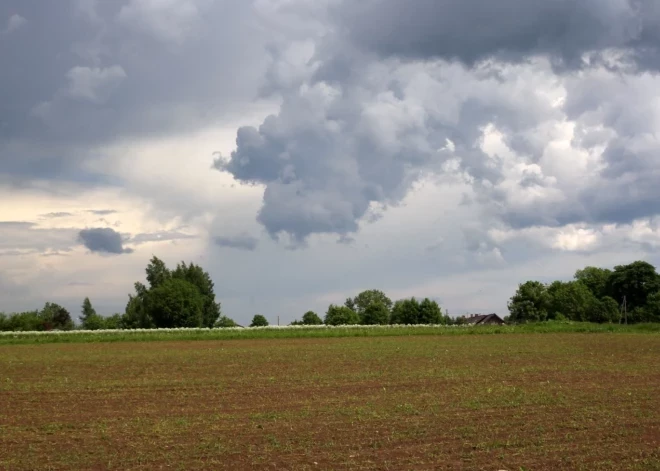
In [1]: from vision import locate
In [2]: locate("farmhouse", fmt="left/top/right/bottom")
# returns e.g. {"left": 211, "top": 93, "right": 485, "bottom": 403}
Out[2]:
{"left": 463, "top": 313, "right": 506, "bottom": 325}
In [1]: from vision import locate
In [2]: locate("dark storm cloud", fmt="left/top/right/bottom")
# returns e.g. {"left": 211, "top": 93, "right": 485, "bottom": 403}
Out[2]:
{"left": 213, "top": 234, "right": 259, "bottom": 251}
{"left": 0, "top": 0, "right": 268, "bottom": 183}
{"left": 216, "top": 56, "right": 561, "bottom": 242}
{"left": 336, "top": 0, "right": 660, "bottom": 71}
{"left": 78, "top": 227, "right": 133, "bottom": 254}
{"left": 215, "top": 0, "right": 660, "bottom": 244}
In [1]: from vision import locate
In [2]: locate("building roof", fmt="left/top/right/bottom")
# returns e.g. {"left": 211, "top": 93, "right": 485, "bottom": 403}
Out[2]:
{"left": 463, "top": 313, "right": 506, "bottom": 325}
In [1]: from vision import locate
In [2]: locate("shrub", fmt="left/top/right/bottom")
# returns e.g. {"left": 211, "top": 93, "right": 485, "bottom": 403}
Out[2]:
{"left": 250, "top": 314, "right": 269, "bottom": 327}
{"left": 302, "top": 311, "right": 323, "bottom": 325}
{"left": 215, "top": 315, "right": 239, "bottom": 328}
{"left": 324, "top": 305, "right": 360, "bottom": 325}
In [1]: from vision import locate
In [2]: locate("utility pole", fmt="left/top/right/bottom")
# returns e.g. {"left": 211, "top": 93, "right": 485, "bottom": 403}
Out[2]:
{"left": 620, "top": 296, "right": 627, "bottom": 325}
{"left": 277, "top": 315, "right": 280, "bottom": 326}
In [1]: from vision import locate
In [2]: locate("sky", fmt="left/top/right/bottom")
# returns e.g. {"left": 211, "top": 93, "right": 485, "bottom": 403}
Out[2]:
{"left": 1, "top": 0, "right": 660, "bottom": 325}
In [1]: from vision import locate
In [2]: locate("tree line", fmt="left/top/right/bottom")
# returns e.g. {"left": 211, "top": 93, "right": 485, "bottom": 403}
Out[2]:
{"left": 2, "top": 257, "right": 659, "bottom": 332}
{"left": 0, "top": 256, "right": 452, "bottom": 331}
{"left": 506, "top": 260, "right": 660, "bottom": 324}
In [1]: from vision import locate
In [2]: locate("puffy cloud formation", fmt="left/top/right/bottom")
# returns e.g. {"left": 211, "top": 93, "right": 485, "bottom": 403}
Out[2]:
{"left": 214, "top": 0, "right": 660, "bottom": 248}
{"left": 2, "top": 0, "right": 660, "bottom": 320}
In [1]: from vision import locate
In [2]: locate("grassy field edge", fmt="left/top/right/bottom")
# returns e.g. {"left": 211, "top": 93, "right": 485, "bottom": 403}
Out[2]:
{"left": 1, "top": 321, "right": 658, "bottom": 345}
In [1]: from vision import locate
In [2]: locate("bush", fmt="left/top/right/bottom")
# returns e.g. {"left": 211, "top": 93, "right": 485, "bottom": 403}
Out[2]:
{"left": 215, "top": 315, "right": 239, "bottom": 328}
{"left": 302, "top": 311, "right": 323, "bottom": 325}
{"left": 82, "top": 314, "right": 106, "bottom": 330}
{"left": 250, "top": 314, "right": 269, "bottom": 327}
{"left": 104, "top": 314, "right": 124, "bottom": 330}
{"left": 324, "top": 305, "right": 360, "bottom": 325}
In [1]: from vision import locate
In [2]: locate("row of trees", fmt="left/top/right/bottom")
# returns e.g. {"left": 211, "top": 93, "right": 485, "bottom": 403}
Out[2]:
{"left": 285, "top": 289, "right": 452, "bottom": 326}
{"left": 507, "top": 260, "right": 660, "bottom": 323}
{"left": 0, "top": 302, "right": 75, "bottom": 332}
{"left": 4, "top": 257, "right": 659, "bottom": 332}
{"left": 0, "top": 257, "right": 229, "bottom": 332}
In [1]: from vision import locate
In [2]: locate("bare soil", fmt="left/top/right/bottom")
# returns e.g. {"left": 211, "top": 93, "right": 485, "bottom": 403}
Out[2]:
{"left": 1, "top": 334, "right": 658, "bottom": 470}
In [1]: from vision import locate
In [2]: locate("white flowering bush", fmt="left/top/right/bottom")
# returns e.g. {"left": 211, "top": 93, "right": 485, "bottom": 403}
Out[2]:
{"left": 0, "top": 323, "right": 471, "bottom": 337}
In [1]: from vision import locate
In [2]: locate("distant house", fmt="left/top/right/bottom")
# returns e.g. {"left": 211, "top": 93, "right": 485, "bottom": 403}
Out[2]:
{"left": 463, "top": 313, "right": 506, "bottom": 325}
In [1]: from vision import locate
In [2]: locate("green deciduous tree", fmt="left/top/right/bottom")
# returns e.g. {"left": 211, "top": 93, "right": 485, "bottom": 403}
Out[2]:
{"left": 606, "top": 261, "right": 660, "bottom": 311}
{"left": 574, "top": 267, "right": 612, "bottom": 299}
{"left": 123, "top": 256, "right": 222, "bottom": 329}
{"left": 507, "top": 281, "right": 550, "bottom": 323}
{"left": 147, "top": 278, "right": 205, "bottom": 328}
{"left": 0, "top": 310, "right": 42, "bottom": 331}
{"left": 324, "top": 305, "right": 360, "bottom": 325}
{"left": 123, "top": 290, "right": 153, "bottom": 329}
{"left": 40, "top": 302, "right": 74, "bottom": 331}
{"left": 590, "top": 296, "right": 620, "bottom": 324}
{"left": 172, "top": 261, "right": 222, "bottom": 328}
{"left": 362, "top": 302, "right": 390, "bottom": 325}
{"left": 250, "top": 314, "right": 269, "bottom": 327}
{"left": 346, "top": 290, "right": 393, "bottom": 321}
{"left": 145, "top": 256, "right": 171, "bottom": 289}
{"left": 104, "top": 314, "right": 123, "bottom": 330}
{"left": 419, "top": 298, "right": 443, "bottom": 324}
{"left": 302, "top": 311, "right": 323, "bottom": 325}
{"left": 390, "top": 298, "right": 421, "bottom": 324}
{"left": 547, "top": 281, "right": 598, "bottom": 322}
{"left": 82, "top": 314, "right": 106, "bottom": 330}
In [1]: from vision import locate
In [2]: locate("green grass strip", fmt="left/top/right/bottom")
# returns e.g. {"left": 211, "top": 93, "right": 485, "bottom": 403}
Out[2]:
{"left": 0, "top": 322, "right": 658, "bottom": 345}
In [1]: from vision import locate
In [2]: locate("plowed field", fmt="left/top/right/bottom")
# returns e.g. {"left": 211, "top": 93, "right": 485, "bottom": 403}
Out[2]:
{"left": 1, "top": 334, "right": 658, "bottom": 470}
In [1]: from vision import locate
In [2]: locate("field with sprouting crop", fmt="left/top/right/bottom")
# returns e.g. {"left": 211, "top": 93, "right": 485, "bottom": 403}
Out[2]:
{"left": 1, "top": 333, "right": 659, "bottom": 470}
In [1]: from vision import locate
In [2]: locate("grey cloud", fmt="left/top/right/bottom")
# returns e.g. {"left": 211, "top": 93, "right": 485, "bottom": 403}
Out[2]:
{"left": 0, "top": 221, "right": 36, "bottom": 229}
{"left": 40, "top": 212, "right": 73, "bottom": 218}
{"left": 213, "top": 233, "right": 259, "bottom": 251}
{"left": 0, "top": 222, "right": 77, "bottom": 253}
{"left": 217, "top": 53, "right": 563, "bottom": 242}
{"left": 85, "top": 209, "right": 117, "bottom": 215}
{"left": 0, "top": 0, "right": 269, "bottom": 184}
{"left": 336, "top": 0, "right": 660, "bottom": 71}
{"left": 78, "top": 227, "right": 133, "bottom": 254}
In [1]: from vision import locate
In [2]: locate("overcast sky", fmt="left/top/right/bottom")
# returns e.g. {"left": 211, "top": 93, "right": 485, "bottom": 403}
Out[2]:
{"left": 1, "top": 0, "right": 660, "bottom": 324}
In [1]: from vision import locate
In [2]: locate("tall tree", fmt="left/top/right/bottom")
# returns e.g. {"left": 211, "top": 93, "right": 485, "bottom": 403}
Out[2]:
{"left": 145, "top": 256, "right": 171, "bottom": 290}
{"left": 124, "top": 256, "right": 223, "bottom": 329}
{"left": 606, "top": 261, "right": 660, "bottom": 311}
{"left": 80, "top": 297, "right": 97, "bottom": 324}
{"left": 147, "top": 278, "right": 204, "bottom": 328}
{"left": 547, "top": 281, "right": 598, "bottom": 322}
{"left": 418, "top": 298, "right": 443, "bottom": 324}
{"left": 41, "top": 302, "right": 74, "bottom": 331}
{"left": 390, "top": 298, "right": 421, "bottom": 324}
{"left": 346, "top": 289, "right": 393, "bottom": 321}
{"left": 507, "top": 281, "right": 550, "bottom": 323}
{"left": 362, "top": 302, "right": 390, "bottom": 325}
{"left": 172, "top": 261, "right": 221, "bottom": 327}
{"left": 574, "top": 267, "right": 612, "bottom": 299}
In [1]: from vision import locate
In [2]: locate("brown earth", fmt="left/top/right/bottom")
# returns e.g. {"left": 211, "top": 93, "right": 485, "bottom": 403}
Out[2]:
{"left": 0, "top": 334, "right": 658, "bottom": 470}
